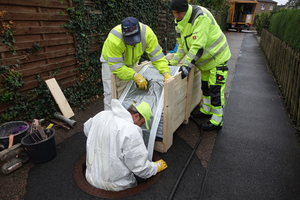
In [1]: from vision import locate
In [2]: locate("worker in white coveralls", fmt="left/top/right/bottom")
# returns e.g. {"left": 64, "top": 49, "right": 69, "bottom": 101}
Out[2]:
{"left": 169, "top": 0, "right": 231, "bottom": 131}
{"left": 100, "top": 17, "right": 172, "bottom": 110}
{"left": 84, "top": 99, "right": 167, "bottom": 191}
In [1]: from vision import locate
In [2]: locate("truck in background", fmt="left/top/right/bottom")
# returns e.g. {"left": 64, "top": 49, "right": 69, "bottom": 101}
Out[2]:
{"left": 226, "top": 1, "right": 258, "bottom": 32}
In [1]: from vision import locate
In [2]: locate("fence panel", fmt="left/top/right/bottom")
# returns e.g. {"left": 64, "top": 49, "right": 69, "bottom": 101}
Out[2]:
{"left": 261, "top": 29, "right": 300, "bottom": 131}
{"left": 0, "top": 0, "right": 77, "bottom": 112}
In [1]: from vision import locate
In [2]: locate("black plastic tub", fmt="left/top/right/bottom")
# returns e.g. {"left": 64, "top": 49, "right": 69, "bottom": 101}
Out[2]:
{"left": 0, "top": 121, "right": 29, "bottom": 149}
{"left": 21, "top": 128, "right": 56, "bottom": 163}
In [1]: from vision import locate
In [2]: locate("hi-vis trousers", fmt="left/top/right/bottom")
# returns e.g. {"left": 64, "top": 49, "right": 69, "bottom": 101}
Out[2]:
{"left": 199, "top": 61, "right": 228, "bottom": 126}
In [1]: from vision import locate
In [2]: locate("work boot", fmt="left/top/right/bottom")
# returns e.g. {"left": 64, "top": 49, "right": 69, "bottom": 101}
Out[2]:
{"left": 201, "top": 121, "right": 221, "bottom": 131}
{"left": 191, "top": 110, "right": 212, "bottom": 118}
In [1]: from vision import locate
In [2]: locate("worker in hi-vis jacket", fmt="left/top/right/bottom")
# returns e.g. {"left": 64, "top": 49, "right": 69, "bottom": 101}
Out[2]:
{"left": 100, "top": 17, "right": 171, "bottom": 110}
{"left": 84, "top": 99, "right": 167, "bottom": 191}
{"left": 169, "top": 0, "right": 231, "bottom": 131}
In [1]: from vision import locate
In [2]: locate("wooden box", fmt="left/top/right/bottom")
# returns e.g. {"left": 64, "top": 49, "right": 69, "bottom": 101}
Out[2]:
{"left": 111, "top": 56, "right": 202, "bottom": 153}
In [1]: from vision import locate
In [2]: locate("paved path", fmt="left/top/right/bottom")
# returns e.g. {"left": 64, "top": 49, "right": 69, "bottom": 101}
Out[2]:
{"left": 201, "top": 33, "right": 300, "bottom": 200}
{"left": 224, "top": 31, "right": 244, "bottom": 100}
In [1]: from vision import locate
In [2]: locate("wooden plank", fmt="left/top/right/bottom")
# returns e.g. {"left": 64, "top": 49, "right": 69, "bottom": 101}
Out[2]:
{"left": 4, "top": 12, "right": 70, "bottom": 21}
{"left": 298, "top": 98, "right": 300, "bottom": 131}
{"left": 0, "top": 0, "right": 69, "bottom": 8}
{"left": 0, "top": 38, "right": 74, "bottom": 52}
{"left": 45, "top": 78, "right": 74, "bottom": 118}
{"left": 293, "top": 53, "right": 300, "bottom": 122}
{"left": 163, "top": 75, "right": 176, "bottom": 152}
{"left": 0, "top": 48, "right": 75, "bottom": 65}
{"left": 20, "top": 69, "right": 77, "bottom": 92}
{"left": 19, "top": 59, "right": 76, "bottom": 77}
{"left": 13, "top": 26, "right": 68, "bottom": 35}
{"left": 290, "top": 52, "right": 297, "bottom": 119}
{"left": 171, "top": 99, "right": 186, "bottom": 134}
{"left": 87, "top": 46, "right": 101, "bottom": 53}
{"left": 184, "top": 67, "right": 195, "bottom": 123}
{"left": 285, "top": 46, "right": 294, "bottom": 109}
{"left": 154, "top": 141, "right": 164, "bottom": 153}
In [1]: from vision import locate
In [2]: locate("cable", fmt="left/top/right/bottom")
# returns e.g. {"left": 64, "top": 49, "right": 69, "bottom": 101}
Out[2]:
{"left": 168, "top": 116, "right": 204, "bottom": 200}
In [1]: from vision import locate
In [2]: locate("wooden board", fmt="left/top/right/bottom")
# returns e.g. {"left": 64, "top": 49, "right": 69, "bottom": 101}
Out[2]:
{"left": 45, "top": 78, "right": 74, "bottom": 118}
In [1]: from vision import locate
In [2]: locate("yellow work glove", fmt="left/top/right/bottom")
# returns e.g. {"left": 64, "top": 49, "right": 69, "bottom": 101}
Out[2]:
{"left": 163, "top": 73, "right": 172, "bottom": 82}
{"left": 133, "top": 73, "right": 148, "bottom": 90}
{"left": 155, "top": 159, "right": 167, "bottom": 173}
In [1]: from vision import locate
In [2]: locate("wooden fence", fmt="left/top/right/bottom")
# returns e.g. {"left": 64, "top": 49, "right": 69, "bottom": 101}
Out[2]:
{"left": 0, "top": 0, "right": 77, "bottom": 113}
{"left": 0, "top": 0, "right": 176, "bottom": 115}
{"left": 260, "top": 29, "right": 300, "bottom": 131}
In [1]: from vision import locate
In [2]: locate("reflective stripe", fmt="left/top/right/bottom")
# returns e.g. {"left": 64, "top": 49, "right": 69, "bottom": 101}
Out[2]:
{"left": 184, "top": 51, "right": 200, "bottom": 68}
{"left": 173, "top": 55, "right": 181, "bottom": 63}
{"left": 195, "top": 33, "right": 225, "bottom": 61}
{"left": 177, "top": 49, "right": 185, "bottom": 55}
{"left": 206, "top": 33, "right": 224, "bottom": 53}
{"left": 196, "top": 41, "right": 229, "bottom": 66}
{"left": 111, "top": 29, "right": 123, "bottom": 41}
{"left": 187, "top": 52, "right": 196, "bottom": 60}
{"left": 141, "top": 24, "right": 146, "bottom": 52}
{"left": 150, "top": 52, "right": 164, "bottom": 62}
{"left": 202, "top": 104, "right": 210, "bottom": 112}
{"left": 107, "top": 57, "right": 123, "bottom": 62}
{"left": 203, "top": 97, "right": 210, "bottom": 104}
{"left": 110, "top": 62, "right": 124, "bottom": 71}
{"left": 184, "top": 60, "right": 190, "bottom": 67}
{"left": 149, "top": 44, "right": 161, "bottom": 56}
{"left": 203, "top": 9, "right": 215, "bottom": 25}
{"left": 175, "top": 26, "right": 181, "bottom": 33}
{"left": 211, "top": 107, "right": 223, "bottom": 115}
{"left": 211, "top": 115, "right": 222, "bottom": 123}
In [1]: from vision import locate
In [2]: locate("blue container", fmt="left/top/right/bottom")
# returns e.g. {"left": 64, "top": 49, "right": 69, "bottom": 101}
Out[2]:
{"left": 21, "top": 128, "right": 56, "bottom": 163}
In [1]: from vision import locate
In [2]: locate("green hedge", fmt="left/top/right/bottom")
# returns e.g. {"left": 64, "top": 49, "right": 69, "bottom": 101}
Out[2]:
{"left": 268, "top": 9, "right": 300, "bottom": 52}
{"left": 255, "top": 8, "right": 280, "bottom": 36}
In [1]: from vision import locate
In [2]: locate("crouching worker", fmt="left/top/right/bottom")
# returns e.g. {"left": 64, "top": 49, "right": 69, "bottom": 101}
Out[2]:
{"left": 84, "top": 99, "right": 167, "bottom": 191}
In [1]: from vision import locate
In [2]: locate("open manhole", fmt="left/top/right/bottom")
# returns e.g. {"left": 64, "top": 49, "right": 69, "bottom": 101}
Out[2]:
{"left": 73, "top": 152, "right": 161, "bottom": 198}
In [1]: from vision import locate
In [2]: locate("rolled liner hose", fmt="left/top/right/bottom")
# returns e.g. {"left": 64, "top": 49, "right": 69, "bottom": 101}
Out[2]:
{"left": 168, "top": 116, "right": 205, "bottom": 200}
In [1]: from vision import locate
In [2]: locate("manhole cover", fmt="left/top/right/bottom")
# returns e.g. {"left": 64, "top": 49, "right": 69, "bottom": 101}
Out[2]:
{"left": 73, "top": 152, "right": 161, "bottom": 198}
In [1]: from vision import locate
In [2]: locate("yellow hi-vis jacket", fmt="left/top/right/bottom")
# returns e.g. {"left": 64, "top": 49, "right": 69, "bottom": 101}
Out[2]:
{"left": 102, "top": 23, "right": 170, "bottom": 81}
{"left": 169, "top": 5, "right": 231, "bottom": 71}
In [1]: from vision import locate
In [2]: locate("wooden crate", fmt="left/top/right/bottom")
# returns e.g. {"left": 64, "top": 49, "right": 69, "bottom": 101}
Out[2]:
{"left": 111, "top": 58, "right": 202, "bottom": 153}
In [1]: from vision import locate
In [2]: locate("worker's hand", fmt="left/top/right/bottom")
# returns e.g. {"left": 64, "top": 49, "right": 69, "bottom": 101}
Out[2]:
{"left": 133, "top": 73, "right": 148, "bottom": 90}
{"left": 155, "top": 159, "right": 167, "bottom": 173}
{"left": 163, "top": 73, "right": 172, "bottom": 82}
{"left": 179, "top": 65, "right": 191, "bottom": 79}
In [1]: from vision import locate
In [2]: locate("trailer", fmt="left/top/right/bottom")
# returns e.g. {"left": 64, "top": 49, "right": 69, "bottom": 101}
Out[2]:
{"left": 226, "top": 1, "right": 257, "bottom": 32}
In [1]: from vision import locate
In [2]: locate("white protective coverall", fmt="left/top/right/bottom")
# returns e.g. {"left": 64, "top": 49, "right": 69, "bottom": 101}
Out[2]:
{"left": 84, "top": 99, "right": 158, "bottom": 191}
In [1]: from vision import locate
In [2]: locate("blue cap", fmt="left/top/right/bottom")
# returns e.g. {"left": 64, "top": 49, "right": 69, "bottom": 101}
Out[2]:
{"left": 121, "top": 17, "right": 141, "bottom": 45}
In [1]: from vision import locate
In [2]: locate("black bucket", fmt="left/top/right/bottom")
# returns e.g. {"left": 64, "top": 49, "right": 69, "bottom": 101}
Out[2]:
{"left": 0, "top": 121, "right": 29, "bottom": 149}
{"left": 21, "top": 128, "right": 56, "bottom": 163}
